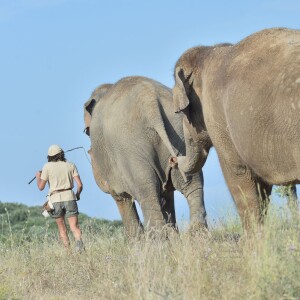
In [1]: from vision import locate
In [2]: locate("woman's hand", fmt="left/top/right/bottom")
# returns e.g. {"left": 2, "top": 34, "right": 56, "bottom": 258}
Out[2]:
{"left": 74, "top": 175, "right": 83, "bottom": 201}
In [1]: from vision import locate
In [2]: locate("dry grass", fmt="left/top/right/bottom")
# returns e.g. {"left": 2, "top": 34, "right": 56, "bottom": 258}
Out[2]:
{"left": 0, "top": 204, "right": 299, "bottom": 300}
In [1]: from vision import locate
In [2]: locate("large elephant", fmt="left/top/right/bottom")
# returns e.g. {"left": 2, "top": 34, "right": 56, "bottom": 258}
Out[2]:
{"left": 172, "top": 28, "right": 300, "bottom": 231}
{"left": 84, "top": 76, "right": 207, "bottom": 237}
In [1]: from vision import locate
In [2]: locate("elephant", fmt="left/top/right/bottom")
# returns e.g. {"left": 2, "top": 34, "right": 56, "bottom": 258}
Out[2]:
{"left": 84, "top": 76, "right": 207, "bottom": 237}
{"left": 171, "top": 28, "right": 300, "bottom": 231}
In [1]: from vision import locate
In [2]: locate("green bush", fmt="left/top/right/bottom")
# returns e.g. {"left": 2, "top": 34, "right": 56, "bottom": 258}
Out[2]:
{"left": 0, "top": 201, "right": 122, "bottom": 246}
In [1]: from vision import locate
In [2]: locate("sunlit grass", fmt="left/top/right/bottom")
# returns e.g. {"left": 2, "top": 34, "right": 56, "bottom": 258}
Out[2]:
{"left": 0, "top": 203, "right": 299, "bottom": 299}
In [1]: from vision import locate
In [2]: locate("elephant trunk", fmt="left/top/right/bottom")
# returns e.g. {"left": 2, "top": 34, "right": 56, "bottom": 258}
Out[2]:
{"left": 176, "top": 116, "right": 210, "bottom": 176}
{"left": 181, "top": 171, "right": 207, "bottom": 230}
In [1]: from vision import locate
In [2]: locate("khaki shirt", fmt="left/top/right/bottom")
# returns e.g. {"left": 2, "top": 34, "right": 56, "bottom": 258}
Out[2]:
{"left": 41, "top": 161, "right": 79, "bottom": 203}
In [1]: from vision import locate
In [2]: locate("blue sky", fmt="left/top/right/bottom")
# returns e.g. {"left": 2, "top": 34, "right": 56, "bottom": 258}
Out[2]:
{"left": 0, "top": 0, "right": 299, "bottom": 224}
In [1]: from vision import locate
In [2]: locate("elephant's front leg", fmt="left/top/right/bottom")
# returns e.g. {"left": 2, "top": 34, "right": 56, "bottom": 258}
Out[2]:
{"left": 114, "top": 195, "right": 144, "bottom": 238}
{"left": 218, "top": 155, "right": 272, "bottom": 233}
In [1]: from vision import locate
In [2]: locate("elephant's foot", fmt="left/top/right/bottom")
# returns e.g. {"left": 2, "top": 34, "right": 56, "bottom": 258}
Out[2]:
{"left": 145, "top": 227, "right": 167, "bottom": 241}
{"left": 146, "top": 225, "right": 178, "bottom": 241}
{"left": 188, "top": 221, "right": 209, "bottom": 237}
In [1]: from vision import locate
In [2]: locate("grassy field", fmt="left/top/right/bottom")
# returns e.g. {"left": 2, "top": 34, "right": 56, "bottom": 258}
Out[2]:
{"left": 0, "top": 202, "right": 299, "bottom": 300}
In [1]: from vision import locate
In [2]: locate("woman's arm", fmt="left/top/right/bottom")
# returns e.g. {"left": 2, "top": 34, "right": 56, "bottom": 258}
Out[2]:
{"left": 36, "top": 171, "right": 47, "bottom": 191}
{"left": 74, "top": 175, "right": 83, "bottom": 200}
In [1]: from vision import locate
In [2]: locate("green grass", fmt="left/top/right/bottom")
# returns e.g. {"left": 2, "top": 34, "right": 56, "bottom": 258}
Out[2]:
{"left": 0, "top": 202, "right": 299, "bottom": 299}
{"left": 0, "top": 201, "right": 122, "bottom": 244}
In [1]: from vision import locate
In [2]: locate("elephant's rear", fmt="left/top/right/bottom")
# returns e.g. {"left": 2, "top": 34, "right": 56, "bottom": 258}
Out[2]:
{"left": 222, "top": 28, "right": 300, "bottom": 184}
{"left": 90, "top": 76, "right": 183, "bottom": 194}
{"left": 104, "top": 76, "right": 184, "bottom": 155}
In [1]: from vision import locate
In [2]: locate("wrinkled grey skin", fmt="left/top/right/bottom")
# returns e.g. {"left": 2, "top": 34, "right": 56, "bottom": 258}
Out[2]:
{"left": 84, "top": 76, "right": 207, "bottom": 237}
{"left": 172, "top": 28, "right": 300, "bottom": 231}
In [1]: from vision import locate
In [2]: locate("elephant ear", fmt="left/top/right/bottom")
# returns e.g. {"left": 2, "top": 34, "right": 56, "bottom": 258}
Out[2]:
{"left": 83, "top": 99, "right": 97, "bottom": 136}
{"left": 173, "top": 67, "right": 191, "bottom": 113}
{"left": 85, "top": 99, "right": 97, "bottom": 116}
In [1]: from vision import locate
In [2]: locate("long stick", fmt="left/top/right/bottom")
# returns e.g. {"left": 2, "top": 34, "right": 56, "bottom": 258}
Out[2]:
{"left": 28, "top": 147, "right": 84, "bottom": 184}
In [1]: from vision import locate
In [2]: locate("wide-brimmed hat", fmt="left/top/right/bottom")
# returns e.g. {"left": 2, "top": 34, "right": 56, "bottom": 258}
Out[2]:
{"left": 48, "top": 144, "right": 63, "bottom": 156}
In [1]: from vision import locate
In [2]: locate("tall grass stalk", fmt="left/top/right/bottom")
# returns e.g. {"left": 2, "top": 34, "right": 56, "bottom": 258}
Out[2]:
{"left": 0, "top": 203, "right": 299, "bottom": 299}
{"left": 4, "top": 207, "right": 14, "bottom": 249}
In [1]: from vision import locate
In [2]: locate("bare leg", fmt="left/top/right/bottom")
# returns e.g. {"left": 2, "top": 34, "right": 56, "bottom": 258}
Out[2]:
{"left": 55, "top": 216, "right": 70, "bottom": 247}
{"left": 68, "top": 215, "right": 84, "bottom": 252}
{"left": 68, "top": 215, "right": 82, "bottom": 241}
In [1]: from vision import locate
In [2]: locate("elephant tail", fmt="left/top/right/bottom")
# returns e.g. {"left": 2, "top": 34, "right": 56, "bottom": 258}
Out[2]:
{"left": 146, "top": 97, "right": 178, "bottom": 157}
{"left": 146, "top": 97, "right": 187, "bottom": 182}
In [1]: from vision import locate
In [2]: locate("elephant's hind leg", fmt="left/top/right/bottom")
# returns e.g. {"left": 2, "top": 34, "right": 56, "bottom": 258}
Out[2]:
{"left": 139, "top": 195, "right": 166, "bottom": 230}
{"left": 161, "top": 191, "right": 178, "bottom": 232}
{"left": 136, "top": 182, "right": 167, "bottom": 238}
{"left": 218, "top": 155, "right": 271, "bottom": 233}
{"left": 114, "top": 195, "right": 144, "bottom": 238}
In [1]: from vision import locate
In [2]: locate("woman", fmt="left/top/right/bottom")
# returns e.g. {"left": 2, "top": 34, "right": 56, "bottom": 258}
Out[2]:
{"left": 36, "top": 144, "right": 84, "bottom": 252}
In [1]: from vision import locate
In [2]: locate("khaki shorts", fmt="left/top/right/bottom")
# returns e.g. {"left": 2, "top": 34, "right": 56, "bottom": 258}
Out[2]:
{"left": 50, "top": 200, "right": 79, "bottom": 219}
